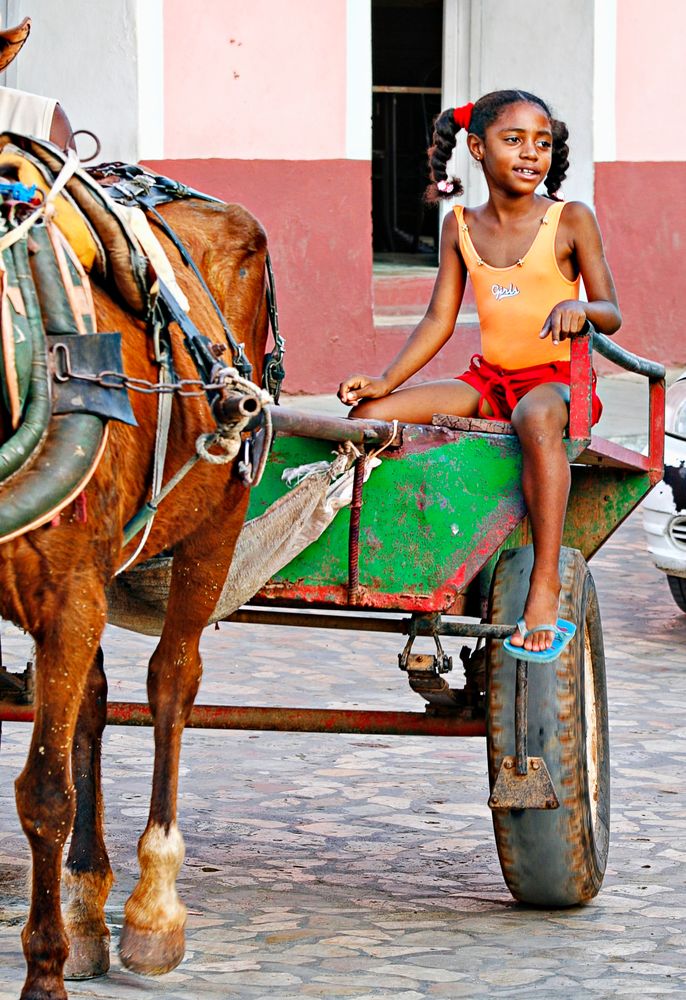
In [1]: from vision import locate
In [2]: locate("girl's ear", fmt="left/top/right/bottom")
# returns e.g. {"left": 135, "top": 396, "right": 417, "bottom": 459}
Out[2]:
{"left": 466, "top": 133, "right": 484, "bottom": 162}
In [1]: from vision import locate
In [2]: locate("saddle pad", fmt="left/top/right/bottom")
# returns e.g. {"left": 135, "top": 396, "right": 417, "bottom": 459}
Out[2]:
{"left": 0, "top": 149, "right": 99, "bottom": 272}
{"left": 0, "top": 133, "right": 151, "bottom": 316}
{"left": 0, "top": 239, "right": 33, "bottom": 427}
{"left": 30, "top": 223, "right": 96, "bottom": 335}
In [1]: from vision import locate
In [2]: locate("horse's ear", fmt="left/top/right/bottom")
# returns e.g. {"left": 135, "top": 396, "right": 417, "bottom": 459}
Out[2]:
{"left": 0, "top": 17, "right": 31, "bottom": 73}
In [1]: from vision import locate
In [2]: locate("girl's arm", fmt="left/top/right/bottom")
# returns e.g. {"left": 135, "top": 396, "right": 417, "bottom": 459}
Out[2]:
{"left": 539, "top": 202, "right": 621, "bottom": 344}
{"left": 338, "top": 212, "right": 466, "bottom": 404}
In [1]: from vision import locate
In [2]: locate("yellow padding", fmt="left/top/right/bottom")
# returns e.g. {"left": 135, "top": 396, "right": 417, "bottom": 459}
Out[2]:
{"left": 0, "top": 151, "right": 97, "bottom": 272}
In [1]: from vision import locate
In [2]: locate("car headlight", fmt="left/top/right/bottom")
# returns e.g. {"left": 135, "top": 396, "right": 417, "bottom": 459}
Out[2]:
{"left": 665, "top": 379, "right": 686, "bottom": 438}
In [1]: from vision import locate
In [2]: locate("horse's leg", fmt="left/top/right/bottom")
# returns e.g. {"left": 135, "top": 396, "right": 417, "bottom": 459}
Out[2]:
{"left": 62, "top": 646, "right": 114, "bottom": 980}
{"left": 15, "top": 582, "right": 107, "bottom": 1000}
{"left": 119, "top": 486, "right": 249, "bottom": 975}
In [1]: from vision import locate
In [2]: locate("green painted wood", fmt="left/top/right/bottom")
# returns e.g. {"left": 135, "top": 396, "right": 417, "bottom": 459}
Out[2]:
{"left": 248, "top": 431, "right": 655, "bottom": 610}
{"left": 248, "top": 432, "right": 526, "bottom": 599}
{"left": 564, "top": 466, "right": 652, "bottom": 558}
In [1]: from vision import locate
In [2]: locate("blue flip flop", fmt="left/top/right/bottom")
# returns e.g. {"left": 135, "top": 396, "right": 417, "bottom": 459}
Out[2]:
{"left": 503, "top": 617, "right": 577, "bottom": 663}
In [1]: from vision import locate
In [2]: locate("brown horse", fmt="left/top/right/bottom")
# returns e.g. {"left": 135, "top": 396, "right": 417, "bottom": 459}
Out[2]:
{"left": 0, "top": 197, "right": 270, "bottom": 999}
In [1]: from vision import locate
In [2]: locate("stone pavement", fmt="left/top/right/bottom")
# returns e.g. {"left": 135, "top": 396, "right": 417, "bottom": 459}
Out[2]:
{"left": 1, "top": 511, "right": 685, "bottom": 999}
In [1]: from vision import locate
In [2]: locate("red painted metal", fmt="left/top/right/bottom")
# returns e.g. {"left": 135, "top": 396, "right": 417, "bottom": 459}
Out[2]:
{"left": 258, "top": 581, "right": 464, "bottom": 613}
{"left": 648, "top": 377, "right": 666, "bottom": 484}
{"left": 568, "top": 334, "right": 593, "bottom": 443}
{"left": 0, "top": 700, "right": 486, "bottom": 738}
{"left": 433, "top": 507, "right": 525, "bottom": 609}
{"left": 583, "top": 437, "right": 651, "bottom": 472}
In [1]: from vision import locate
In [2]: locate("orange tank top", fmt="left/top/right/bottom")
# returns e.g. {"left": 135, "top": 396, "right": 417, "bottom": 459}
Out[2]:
{"left": 454, "top": 201, "right": 580, "bottom": 369}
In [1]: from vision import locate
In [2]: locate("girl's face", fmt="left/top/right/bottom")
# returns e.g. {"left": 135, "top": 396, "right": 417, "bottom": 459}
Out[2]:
{"left": 468, "top": 101, "right": 553, "bottom": 196}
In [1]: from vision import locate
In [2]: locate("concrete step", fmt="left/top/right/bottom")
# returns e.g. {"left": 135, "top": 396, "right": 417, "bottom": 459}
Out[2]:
{"left": 372, "top": 312, "right": 481, "bottom": 380}
{"left": 373, "top": 269, "right": 476, "bottom": 311}
{"left": 372, "top": 269, "right": 479, "bottom": 379}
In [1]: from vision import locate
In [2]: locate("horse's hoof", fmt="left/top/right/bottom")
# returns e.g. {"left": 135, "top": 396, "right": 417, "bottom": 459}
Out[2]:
{"left": 20, "top": 981, "right": 68, "bottom": 1000}
{"left": 63, "top": 932, "right": 111, "bottom": 980}
{"left": 119, "top": 921, "right": 185, "bottom": 976}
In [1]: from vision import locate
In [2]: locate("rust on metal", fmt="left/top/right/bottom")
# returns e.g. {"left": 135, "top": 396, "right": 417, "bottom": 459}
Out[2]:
{"left": 228, "top": 607, "right": 516, "bottom": 640}
{"left": 0, "top": 700, "right": 487, "bottom": 737}
{"left": 514, "top": 659, "right": 528, "bottom": 775}
{"left": 405, "top": 667, "right": 462, "bottom": 710}
{"left": 269, "top": 406, "right": 401, "bottom": 448}
{"left": 347, "top": 451, "right": 365, "bottom": 602}
{"left": 488, "top": 755, "right": 560, "bottom": 810}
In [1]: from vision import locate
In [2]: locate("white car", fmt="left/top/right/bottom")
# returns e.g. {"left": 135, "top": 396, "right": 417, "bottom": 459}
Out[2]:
{"left": 643, "top": 372, "right": 686, "bottom": 611}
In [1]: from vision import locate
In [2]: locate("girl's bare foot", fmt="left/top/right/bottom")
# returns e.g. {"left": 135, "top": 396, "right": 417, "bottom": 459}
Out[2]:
{"left": 507, "top": 576, "right": 561, "bottom": 653}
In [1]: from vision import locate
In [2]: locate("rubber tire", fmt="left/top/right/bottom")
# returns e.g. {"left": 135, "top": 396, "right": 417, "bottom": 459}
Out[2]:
{"left": 486, "top": 545, "right": 610, "bottom": 907}
{"left": 667, "top": 575, "right": 686, "bottom": 613}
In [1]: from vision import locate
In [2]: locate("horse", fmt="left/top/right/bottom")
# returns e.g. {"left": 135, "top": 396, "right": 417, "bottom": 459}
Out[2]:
{"left": 0, "top": 194, "right": 271, "bottom": 1000}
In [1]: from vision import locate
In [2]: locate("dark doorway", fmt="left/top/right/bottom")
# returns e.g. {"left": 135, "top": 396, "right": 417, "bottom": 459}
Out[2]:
{"left": 372, "top": 0, "right": 443, "bottom": 266}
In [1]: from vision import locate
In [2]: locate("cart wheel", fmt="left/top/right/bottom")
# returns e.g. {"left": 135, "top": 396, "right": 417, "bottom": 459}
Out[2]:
{"left": 667, "top": 574, "right": 686, "bottom": 613}
{"left": 486, "top": 545, "right": 610, "bottom": 907}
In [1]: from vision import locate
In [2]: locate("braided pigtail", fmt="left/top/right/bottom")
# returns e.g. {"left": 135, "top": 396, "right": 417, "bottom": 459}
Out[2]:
{"left": 544, "top": 118, "right": 569, "bottom": 200}
{"left": 424, "top": 108, "right": 465, "bottom": 204}
{"left": 425, "top": 91, "right": 569, "bottom": 203}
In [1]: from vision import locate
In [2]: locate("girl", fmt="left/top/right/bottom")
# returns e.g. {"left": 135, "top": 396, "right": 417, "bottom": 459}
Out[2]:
{"left": 338, "top": 89, "right": 621, "bottom": 656}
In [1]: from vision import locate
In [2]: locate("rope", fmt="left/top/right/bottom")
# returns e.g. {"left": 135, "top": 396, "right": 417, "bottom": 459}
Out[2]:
{"left": 115, "top": 348, "right": 175, "bottom": 575}
{"left": 117, "top": 367, "right": 273, "bottom": 561}
{"left": 370, "top": 419, "right": 399, "bottom": 460}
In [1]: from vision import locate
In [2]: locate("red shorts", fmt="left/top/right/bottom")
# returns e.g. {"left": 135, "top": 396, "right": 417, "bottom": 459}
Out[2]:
{"left": 456, "top": 355, "right": 603, "bottom": 425}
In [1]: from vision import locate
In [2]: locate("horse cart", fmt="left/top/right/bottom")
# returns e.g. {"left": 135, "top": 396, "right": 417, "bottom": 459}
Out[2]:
{"left": 0, "top": 327, "right": 665, "bottom": 909}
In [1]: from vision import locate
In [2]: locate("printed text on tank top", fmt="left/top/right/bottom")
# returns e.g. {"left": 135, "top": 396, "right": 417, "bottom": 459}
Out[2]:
{"left": 454, "top": 201, "right": 581, "bottom": 370}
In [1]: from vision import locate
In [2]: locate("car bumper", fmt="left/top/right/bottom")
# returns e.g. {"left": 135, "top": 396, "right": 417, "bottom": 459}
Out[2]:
{"left": 642, "top": 434, "right": 686, "bottom": 577}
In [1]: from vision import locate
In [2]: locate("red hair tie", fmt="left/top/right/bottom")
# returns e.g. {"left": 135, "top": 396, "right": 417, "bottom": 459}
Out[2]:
{"left": 453, "top": 102, "right": 474, "bottom": 131}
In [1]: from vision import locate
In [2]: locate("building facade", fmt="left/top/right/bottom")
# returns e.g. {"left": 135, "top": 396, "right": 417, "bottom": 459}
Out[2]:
{"left": 3, "top": 0, "right": 683, "bottom": 391}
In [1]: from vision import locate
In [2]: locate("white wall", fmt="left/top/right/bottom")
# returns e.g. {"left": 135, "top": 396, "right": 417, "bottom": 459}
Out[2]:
{"left": 5, "top": 0, "right": 140, "bottom": 162}
{"left": 593, "top": 0, "right": 616, "bottom": 163}
{"left": 443, "top": 0, "right": 595, "bottom": 207}
{"left": 346, "top": 0, "right": 372, "bottom": 160}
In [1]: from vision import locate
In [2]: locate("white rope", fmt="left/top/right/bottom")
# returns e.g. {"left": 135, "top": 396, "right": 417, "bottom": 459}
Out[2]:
{"left": 115, "top": 352, "right": 174, "bottom": 575}
{"left": 116, "top": 366, "right": 274, "bottom": 563}
{"left": 196, "top": 427, "right": 245, "bottom": 464}
{"left": 369, "top": 418, "right": 399, "bottom": 460}
{"left": 0, "top": 149, "right": 81, "bottom": 252}
{"left": 196, "top": 365, "right": 272, "bottom": 466}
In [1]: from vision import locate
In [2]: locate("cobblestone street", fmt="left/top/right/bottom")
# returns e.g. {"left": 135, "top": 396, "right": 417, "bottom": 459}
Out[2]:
{"left": 1, "top": 511, "right": 685, "bottom": 999}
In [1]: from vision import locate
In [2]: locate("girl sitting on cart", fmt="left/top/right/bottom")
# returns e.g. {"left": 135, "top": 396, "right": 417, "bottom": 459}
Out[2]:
{"left": 338, "top": 89, "right": 621, "bottom": 659}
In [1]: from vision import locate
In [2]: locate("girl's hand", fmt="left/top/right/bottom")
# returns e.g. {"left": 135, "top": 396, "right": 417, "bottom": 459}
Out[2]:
{"left": 338, "top": 374, "right": 390, "bottom": 405}
{"left": 539, "top": 301, "right": 588, "bottom": 345}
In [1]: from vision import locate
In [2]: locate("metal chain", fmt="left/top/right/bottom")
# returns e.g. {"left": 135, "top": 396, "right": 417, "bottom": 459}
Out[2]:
{"left": 50, "top": 341, "right": 230, "bottom": 398}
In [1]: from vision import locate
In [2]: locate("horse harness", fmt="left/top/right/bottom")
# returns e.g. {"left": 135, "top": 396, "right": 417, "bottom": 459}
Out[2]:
{"left": 0, "top": 132, "right": 284, "bottom": 546}
{"left": 89, "top": 161, "right": 285, "bottom": 403}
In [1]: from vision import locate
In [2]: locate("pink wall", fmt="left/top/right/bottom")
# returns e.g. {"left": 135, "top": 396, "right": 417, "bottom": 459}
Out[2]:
{"left": 596, "top": 161, "right": 686, "bottom": 365}
{"left": 143, "top": 157, "right": 374, "bottom": 394}
{"left": 163, "top": 0, "right": 348, "bottom": 160}
{"left": 615, "top": 0, "right": 686, "bottom": 161}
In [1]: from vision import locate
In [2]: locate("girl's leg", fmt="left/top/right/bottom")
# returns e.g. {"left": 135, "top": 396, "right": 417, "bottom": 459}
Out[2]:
{"left": 351, "top": 379, "right": 481, "bottom": 423}
{"left": 509, "top": 382, "right": 570, "bottom": 653}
